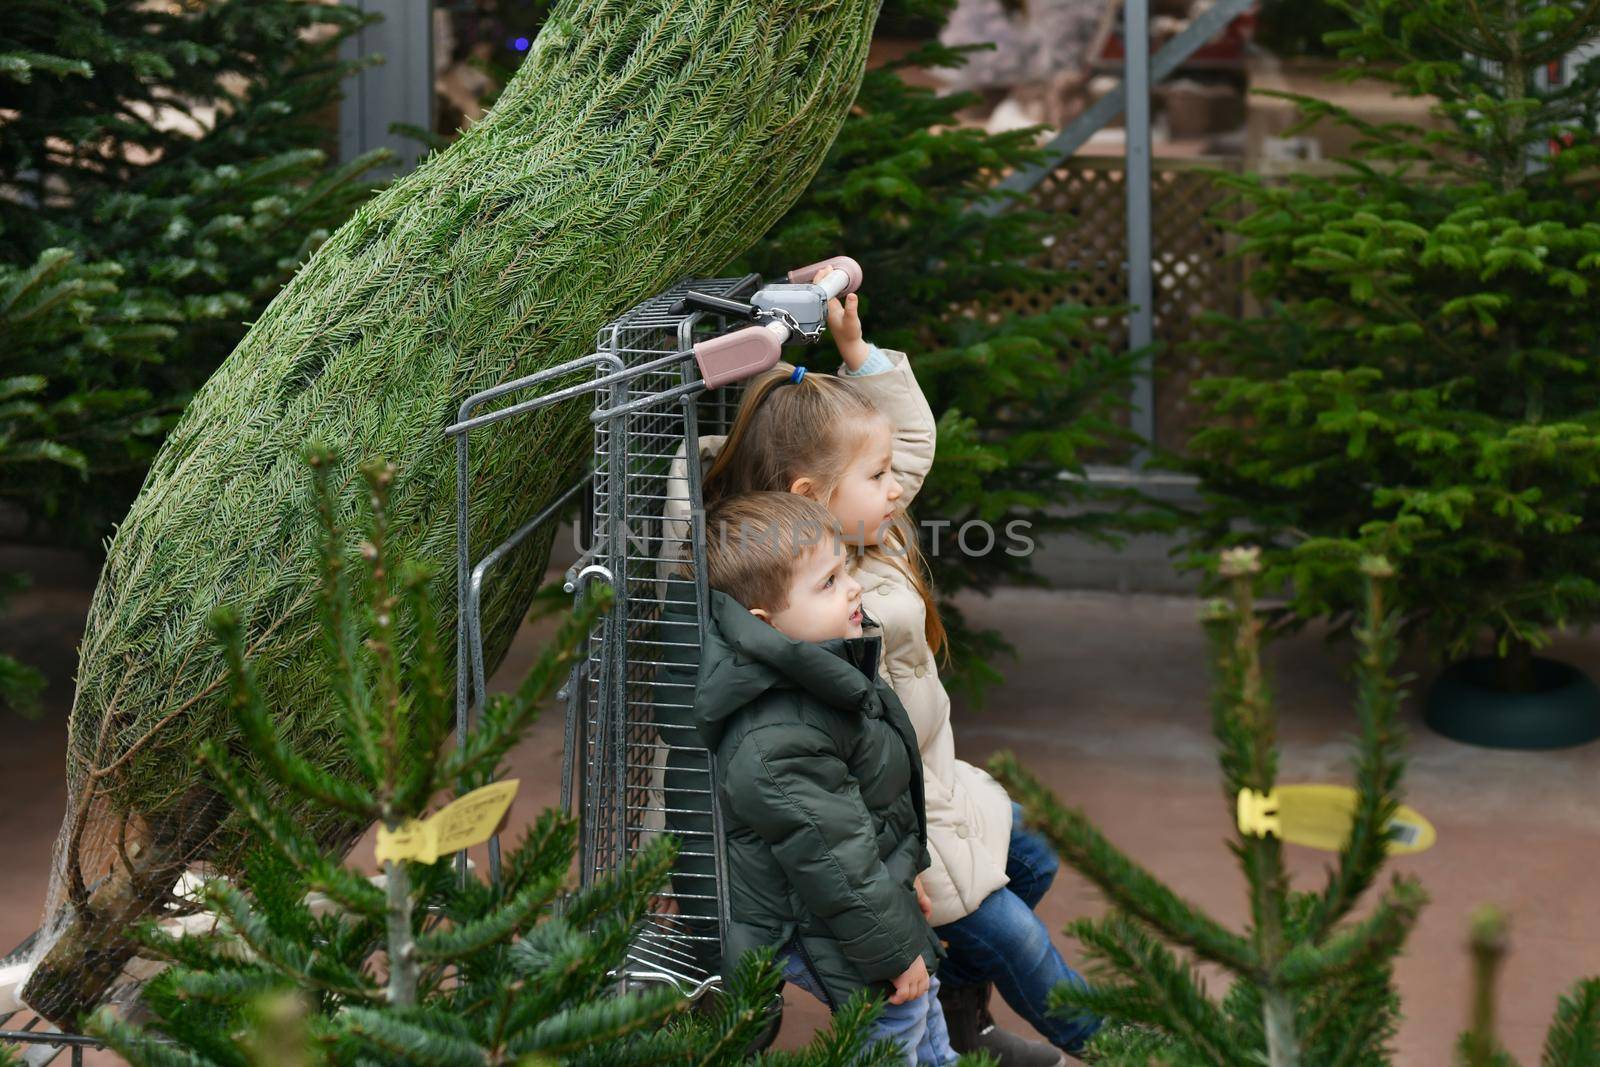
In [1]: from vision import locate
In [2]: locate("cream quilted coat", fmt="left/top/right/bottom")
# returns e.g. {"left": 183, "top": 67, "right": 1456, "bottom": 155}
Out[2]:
{"left": 663, "top": 349, "right": 1013, "bottom": 927}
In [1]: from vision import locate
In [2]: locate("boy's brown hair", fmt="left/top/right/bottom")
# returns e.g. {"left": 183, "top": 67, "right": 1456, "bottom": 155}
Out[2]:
{"left": 704, "top": 492, "right": 842, "bottom": 613}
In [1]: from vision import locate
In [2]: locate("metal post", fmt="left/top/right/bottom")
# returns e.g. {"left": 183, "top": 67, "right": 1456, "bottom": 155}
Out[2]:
{"left": 339, "top": 0, "right": 436, "bottom": 177}
{"left": 1125, "top": 0, "right": 1155, "bottom": 466}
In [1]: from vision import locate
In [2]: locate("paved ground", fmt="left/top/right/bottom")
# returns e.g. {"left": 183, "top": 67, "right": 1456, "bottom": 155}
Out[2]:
{"left": 2, "top": 549, "right": 1597, "bottom": 1063}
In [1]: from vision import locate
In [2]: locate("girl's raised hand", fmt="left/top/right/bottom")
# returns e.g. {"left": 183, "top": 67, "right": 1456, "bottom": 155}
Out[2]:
{"left": 816, "top": 267, "right": 869, "bottom": 371}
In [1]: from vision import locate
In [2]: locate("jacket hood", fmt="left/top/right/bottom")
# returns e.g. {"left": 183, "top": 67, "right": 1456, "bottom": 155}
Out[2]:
{"left": 695, "top": 589, "right": 883, "bottom": 748}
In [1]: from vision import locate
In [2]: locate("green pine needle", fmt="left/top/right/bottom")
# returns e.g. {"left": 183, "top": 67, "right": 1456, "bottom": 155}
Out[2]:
{"left": 1543, "top": 977, "right": 1600, "bottom": 1067}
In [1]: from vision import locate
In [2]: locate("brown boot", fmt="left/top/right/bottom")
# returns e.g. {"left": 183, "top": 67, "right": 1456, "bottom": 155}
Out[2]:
{"left": 937, "top": 981, "right": 1067, "bottom": 1067}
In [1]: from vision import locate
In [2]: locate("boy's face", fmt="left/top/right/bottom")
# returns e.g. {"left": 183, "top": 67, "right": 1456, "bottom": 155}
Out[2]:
{"left": 827, "top": 419, "right": 901, "bottom": 548}
{"left": 754, "top": 542, "right": 864, "bottom": 643}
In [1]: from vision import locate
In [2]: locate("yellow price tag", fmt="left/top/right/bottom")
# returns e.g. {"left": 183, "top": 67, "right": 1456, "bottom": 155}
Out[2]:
{"left": 374, "top": 780, "right": 520, "bottom": 865}
{"left": 1236, "top": 784, "right": 1435, "bottom": 855}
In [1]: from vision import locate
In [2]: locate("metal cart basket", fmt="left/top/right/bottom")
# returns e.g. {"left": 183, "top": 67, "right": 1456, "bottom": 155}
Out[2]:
{"left": 446, "top": 258, "right": 861, "bottom": 999}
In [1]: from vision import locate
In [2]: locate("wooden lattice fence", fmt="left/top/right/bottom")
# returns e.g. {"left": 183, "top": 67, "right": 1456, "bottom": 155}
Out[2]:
{"left": 996, "top": 155, "right": 1244, "bottom": 457}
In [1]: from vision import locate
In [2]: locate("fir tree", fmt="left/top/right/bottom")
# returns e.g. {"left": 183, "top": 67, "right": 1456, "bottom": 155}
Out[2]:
{"left": 1171, "top": 1, "right": 1600, "bottom": 692}
{"left": 995, "top": 549, "right": 1424, "bottom": 1066}
{"left": 0, "top": 0, "right": 391, "bottom": 549}
{"left": 993, "top": 549, "right": 1600, "bottom": 1066}
{"left": 0, "top": 0, "right": 390, "bottom": 714}
{"left": 83, "top": 451, "right": 908, "bottom": 1067}
{"left": 30, "top": 0, "right": 884, "bottom": 1024}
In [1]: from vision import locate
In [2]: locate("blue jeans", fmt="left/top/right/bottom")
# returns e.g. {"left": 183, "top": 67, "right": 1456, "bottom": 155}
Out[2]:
{"left": 934, "top": 803, "right": 1102, "bottom": 1054}
{"left": 780, "top": 949, "right": 958, "bottom": 1066}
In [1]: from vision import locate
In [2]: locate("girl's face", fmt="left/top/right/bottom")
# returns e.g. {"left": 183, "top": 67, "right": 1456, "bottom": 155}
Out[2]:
{"left": 822, "top": 420, "right": 901, "bottom": 547}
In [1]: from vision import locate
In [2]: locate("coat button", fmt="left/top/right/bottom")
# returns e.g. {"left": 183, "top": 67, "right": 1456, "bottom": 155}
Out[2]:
{"left": 877, "top": 586, "right": 892, "bottom": 597}
{"left": 914, "top": 665, "right": 927, "bottom": 678}
{"left": 956, "top": 824, "right": 970, "bottom": 840}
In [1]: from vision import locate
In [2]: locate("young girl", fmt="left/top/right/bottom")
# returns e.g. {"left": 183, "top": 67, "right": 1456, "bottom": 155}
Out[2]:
{"left": 691, "top": 287, "right": 1102, "bottom": 1066}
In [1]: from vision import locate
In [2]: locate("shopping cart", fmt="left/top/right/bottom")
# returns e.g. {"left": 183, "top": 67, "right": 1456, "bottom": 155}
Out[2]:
{"left": 446, "top": 256, "right": 863, "bottom": 1000}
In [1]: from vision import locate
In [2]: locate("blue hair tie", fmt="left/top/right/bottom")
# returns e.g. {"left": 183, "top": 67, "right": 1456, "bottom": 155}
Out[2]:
{"left": 789, "top": 365, "right": 807, "bottom": 384}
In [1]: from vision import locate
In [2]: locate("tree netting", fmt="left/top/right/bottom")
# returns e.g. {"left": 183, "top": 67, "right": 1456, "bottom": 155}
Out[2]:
{"left": 22, "top": 0, "right": 880, "bottom": 1026}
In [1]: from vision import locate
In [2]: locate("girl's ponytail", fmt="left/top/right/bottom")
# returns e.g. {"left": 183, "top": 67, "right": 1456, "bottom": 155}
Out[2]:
{"left": 701, "top": 368, "right": 794, "bottom": 510}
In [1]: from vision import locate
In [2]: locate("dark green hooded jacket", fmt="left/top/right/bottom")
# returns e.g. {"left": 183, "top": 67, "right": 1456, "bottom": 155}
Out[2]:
{"left": 695, "top": 589, "right": 941, "bottom": 1008}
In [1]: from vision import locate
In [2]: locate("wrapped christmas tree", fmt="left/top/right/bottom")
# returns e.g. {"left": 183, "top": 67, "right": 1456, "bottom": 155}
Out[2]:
{"left": 24, "top": 0, "right": 880, "bottom": 1025}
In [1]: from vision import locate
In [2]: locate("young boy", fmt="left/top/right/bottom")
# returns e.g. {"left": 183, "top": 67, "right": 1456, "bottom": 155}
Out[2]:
{"left": 695, "top": 492, "right": 955, "bottom": 1066}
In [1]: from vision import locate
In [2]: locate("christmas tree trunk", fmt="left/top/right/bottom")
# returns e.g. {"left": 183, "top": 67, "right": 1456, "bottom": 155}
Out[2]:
{"left": 24, "top": 0, "right": 879, "bottom": 1025}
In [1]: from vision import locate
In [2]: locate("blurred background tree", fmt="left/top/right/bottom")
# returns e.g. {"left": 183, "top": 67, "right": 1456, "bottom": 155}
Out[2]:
{"left": 1172, "top": 0, "right": 1600, "bottom": 737}
{"left": 0, "top": 0, "right": 391, "bottom": 711}
{"left": 1253, "top": 0, "right": 1355, "bottom": 59}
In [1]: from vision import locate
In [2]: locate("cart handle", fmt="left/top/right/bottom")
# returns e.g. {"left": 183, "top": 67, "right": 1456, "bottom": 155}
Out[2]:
{"left": 692, "top": 256, "right": 863, "bottom": 388}
{"left": 787, "top": 255, "right": 862, "bottom": 297}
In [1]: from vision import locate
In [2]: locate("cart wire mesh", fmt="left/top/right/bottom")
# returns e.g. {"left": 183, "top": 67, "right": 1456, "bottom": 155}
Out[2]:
{"left": 453, "top": 274, "right": 758, "bottom": 1000}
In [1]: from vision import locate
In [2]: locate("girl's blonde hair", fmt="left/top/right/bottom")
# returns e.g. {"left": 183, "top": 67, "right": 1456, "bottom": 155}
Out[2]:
{"left": 702, "top": 362, "right": 947, "bottom": 657}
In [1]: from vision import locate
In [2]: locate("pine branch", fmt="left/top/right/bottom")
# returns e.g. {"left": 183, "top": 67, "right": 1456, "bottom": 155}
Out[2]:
{"left": 195, "top": 737, "right": 340, "bottom": 884}
{"left": 413, "top": 870, "right": 562, "bottom": 961}
{"left": 306, "top": 445, "right": 380, "bottom": 787}
{"left": 495, "top": 808, "right": 577, "bottom": 900}
{"left": 1317, "top": 991, "right": 1400, "bottom": 1067}
{"left": 230, "top": 681, "right": 378, "bottom": 819}
{"left": 437, "top": 590, "right": 608, "bottom": 786}
{"left": 301, "top": 859, "right": 387, "bottom": 921}
{"left": 396, "top": 558, "right": 453, "bottom": 813}
{"left": 338, "top": 1007, "right": 489, "bottom": 1067}
{"left": 1066, "top": 914, "right": 1236, "bottom": 1067}
{"left": 990, "top": 752, "right": 1257, "bottom": 974}
{"left": 684, "top": 947, "right": 787, "bottom": 1067}
{"left": 199, "top": 881, "right": 379, "bottom": 1004}
{"left": 161, "top": 968, "right": 291, "bottom": 1006}
{"left": 1278, "top": 878, "right": 1427, "bottom": 989}
{"left": 548, "top": 834, "right": 676, "bottom": 934}
{"left": 754, "top": 989, "right": 900, "bottom": 1067}
{"left": 511, "top": 986, "right": 686, "bottom": 1058}
{"left": 89, "top": 1009, "right": 217, "bottom": 1067}
{"left": 1310, "top": 559, "right": 1410, "bottom": 939}
{"left": 1543, "top": 977, "right": 1600, "bottom": 1067}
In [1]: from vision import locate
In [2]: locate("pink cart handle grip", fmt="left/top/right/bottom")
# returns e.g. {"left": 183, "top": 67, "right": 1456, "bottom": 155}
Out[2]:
{"left": 787, "top": 255, "right": 863, "bottom": 296}
{"left": 695, "top": 323, "right": 785, "bottom": 389}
